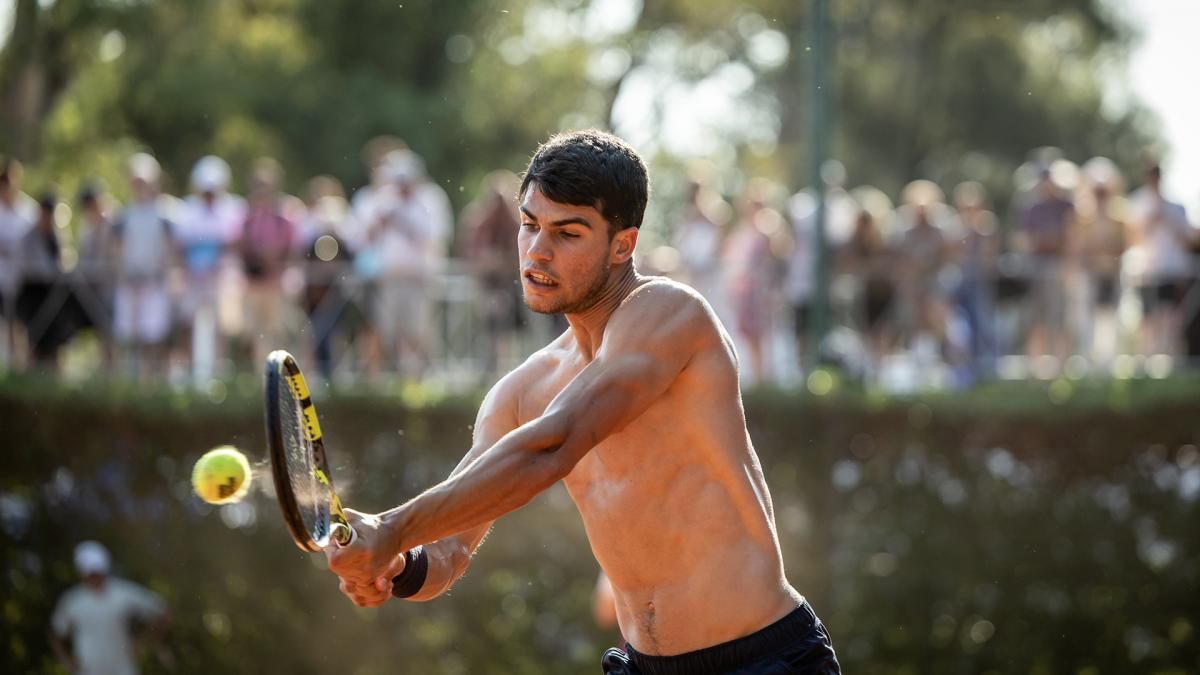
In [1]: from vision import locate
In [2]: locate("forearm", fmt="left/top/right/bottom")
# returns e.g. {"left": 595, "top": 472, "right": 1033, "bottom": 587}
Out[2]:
{"left": 382, "top": 415, "right": 567, "bottom": 553}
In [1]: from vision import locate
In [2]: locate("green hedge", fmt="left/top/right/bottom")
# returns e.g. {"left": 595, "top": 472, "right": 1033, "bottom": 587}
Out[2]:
{"left": 3, "top": 376, "right": 1199, "bottom": 674}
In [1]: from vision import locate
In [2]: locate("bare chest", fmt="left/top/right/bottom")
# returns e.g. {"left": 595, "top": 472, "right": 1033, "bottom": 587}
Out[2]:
{"left": 516, "top": 360, "right": 695, "bottom": 511}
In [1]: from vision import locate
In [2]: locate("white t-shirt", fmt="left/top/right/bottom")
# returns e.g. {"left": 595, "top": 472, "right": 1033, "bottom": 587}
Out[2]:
{"left": 174, "top": 193, "right": 246, "bottom": 276}
{"left": 1129, "top": 189, "right": 1194, "bottom": 280}
{"left": 115, "top": 202, "right": 172, "bottom": 281}
{"left": 0, "top": 193, "right": 37, "bottom": 292}
{"left": 52, "top": 579, "right": 166, "bottom": 675}
{"left": 374, "top": 183, "right": 453, "bottom": 278}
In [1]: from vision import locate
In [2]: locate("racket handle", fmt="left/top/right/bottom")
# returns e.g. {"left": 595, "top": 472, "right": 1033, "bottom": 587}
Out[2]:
{"left": 331, "top": 522, "right": 356, "bottom": 547}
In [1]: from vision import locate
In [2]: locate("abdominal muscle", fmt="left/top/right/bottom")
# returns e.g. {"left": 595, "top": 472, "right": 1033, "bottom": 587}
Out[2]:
{"left": 562, "top": 401, "right": 801, "bottom": 656}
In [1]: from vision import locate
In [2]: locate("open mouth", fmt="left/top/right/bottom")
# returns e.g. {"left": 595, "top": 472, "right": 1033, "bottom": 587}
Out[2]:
{"left": 524, "top": 270, "right": 559, "bottom": 288}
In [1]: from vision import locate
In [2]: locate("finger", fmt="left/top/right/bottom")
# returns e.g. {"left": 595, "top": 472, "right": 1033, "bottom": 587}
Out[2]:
{"left": 374, "top": 550, "right": 408, "bottom": 592}
{"left": 360, "top": 586, "right": 391, "bottom": 607}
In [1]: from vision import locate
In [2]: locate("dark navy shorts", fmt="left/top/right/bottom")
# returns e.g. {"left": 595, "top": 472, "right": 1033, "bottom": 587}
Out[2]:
{"left": 600, "top": 601, "right": 841, "bottom": 675}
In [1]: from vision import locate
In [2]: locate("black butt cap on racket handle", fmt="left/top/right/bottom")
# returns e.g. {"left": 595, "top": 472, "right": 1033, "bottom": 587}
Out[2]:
{"left": 331, "top": 522, "right": 355, "bottom": 547}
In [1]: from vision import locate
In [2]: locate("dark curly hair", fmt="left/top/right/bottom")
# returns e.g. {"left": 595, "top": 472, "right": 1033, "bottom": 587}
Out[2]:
{"left": 519, "top": 130, "right": 650, "bottom": 236}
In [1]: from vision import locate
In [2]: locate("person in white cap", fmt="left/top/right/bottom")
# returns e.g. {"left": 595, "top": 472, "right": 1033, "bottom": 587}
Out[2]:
{"left": 368, "top": 148, "right": 452, "bottom": 379}
{"left": 50, "top": 541, "right": 170, "bottom": 675}
{"left": 174, "top": 155, "right": 246, "bottom": 384}
{"left": 110, "top": 152, "right": 176, "bottom": 380}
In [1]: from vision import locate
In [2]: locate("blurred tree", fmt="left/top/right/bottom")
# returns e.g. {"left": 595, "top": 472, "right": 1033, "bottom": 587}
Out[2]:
{"left": 0, "top": 0, "right": 1160, "bottom": 224}
{"left": 610, "top": 0, "right": 1155, "bottom": 216}
{"left": 0, "top": 0, "right": 141, "bottom": 159}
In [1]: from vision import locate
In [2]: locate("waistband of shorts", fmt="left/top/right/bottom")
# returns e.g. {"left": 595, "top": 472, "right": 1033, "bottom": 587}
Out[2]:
{"left": 625, "top": 600, "right": 819, "bottom": 675}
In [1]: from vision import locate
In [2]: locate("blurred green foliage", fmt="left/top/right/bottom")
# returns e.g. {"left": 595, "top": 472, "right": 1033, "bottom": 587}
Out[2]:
{"left": 1, "top": 0, "right": 1155, "bottom": 233}
{"left": 2, "top": 376, "right": 1199, "bottom": 673}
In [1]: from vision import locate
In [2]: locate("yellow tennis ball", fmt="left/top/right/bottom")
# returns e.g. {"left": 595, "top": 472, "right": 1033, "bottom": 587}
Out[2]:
{"left": 192, "top": 446, "right": 252, "bottom": 505}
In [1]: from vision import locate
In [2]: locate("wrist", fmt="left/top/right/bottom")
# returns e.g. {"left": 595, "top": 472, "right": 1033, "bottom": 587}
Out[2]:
{"left": 391, "top": 546, "right": 429, "bottom": 599}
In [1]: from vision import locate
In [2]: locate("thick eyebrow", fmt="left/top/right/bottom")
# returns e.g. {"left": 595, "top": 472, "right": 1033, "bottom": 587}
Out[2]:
{"left": 520, "top": 205, "right": 593, "bottom": 230}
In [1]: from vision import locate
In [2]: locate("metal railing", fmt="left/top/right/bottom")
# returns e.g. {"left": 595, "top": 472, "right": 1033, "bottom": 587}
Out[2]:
{"left": 2, "top": 254, "right": 1197, "bottom": 388}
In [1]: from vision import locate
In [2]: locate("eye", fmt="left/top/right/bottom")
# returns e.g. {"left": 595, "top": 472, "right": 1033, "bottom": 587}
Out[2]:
{"left": 559, "top": 231, "right": 580, "bottom": 239}
{"left": 521, "top": 222, "right": 538, "bottom": 232}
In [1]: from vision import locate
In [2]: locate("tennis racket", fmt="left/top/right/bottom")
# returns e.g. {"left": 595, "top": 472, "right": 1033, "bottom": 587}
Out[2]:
{"left": 264, "top": 350, "right": 353, "bottom": 551}
{"left": 265, "top": 350, "right": 409, "bottom": 596}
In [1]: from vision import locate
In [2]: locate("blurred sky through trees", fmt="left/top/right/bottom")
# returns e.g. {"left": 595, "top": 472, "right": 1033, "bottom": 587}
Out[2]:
{"left": 1119, "top": 0, "right": 1200, "bottom": 216}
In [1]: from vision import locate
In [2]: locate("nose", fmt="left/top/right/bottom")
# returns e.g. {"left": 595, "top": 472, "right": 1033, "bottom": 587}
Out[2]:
{"left": 525, "top": 229, "right": 553, "bottom": 264}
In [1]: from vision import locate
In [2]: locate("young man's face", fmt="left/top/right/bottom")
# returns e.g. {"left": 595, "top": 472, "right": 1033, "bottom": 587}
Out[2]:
{"left": 518, "top": 184, "right": 627, "bottom": 315}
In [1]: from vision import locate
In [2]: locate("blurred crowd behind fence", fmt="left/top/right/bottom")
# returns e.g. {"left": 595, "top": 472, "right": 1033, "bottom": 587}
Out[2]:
{"left": 1, "top": 142, "right": 1198, "bottom": 391}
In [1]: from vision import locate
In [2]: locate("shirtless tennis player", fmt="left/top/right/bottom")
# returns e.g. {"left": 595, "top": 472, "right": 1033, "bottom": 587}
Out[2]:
{"left": 325, "top": 130, "right": 841, "bottom": 674}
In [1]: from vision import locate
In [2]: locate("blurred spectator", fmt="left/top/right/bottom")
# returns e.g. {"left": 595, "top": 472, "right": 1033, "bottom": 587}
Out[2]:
{"left": 0, "top": 157, "right": 37, "bottom": 367}
{"left": 836, "top": 206, "right": 895, "bottom": 371}
{"left": 299, "top": 176, "right": 357, "bottom": 381}
{"left": 75, "top": 183, "right": 117, "bottom": 369}
{"left": 349, "top": 135, "right": 408, "bottom": 249}
{"left": 175, "top": 155, "right": 245, "bottom": 384}
{"left": 950, "top": 181, "right": 1000, "bottom": 383}
{"left": 347, "top": 136, "right": 412, "bottom": 377}
{"left": 76, "top": 183, "right": 116, "bottom": 278}
{"left": 111, "top": 154, "right": 174, "bottom": 379}
{"left": 785, "top": 162, "right": 866, "bottom": 374}
{"left": 459, "top": 169, "right": 524, "bottom": 378}
{"left": 1018, "top": 166, "right": 1075, "bottom": 362}
{"left": 370, "top": 149, "right": 452, "bottom": 379}
{"left": 894, "top": 180, "right": 953, "bottom": 361}
{"left": 784, "top": 190, "right": 818, "bottom": 372}
{"left": 51, "top": 541, "right": 170, "bottom": 675}
{"left": 815, "top": 160, "right": 861, "bottom": 249}
{"left": 1127, "top": 162, "right": 1198, "bottom": 356}
{"left": 15, "top": 193, "right": 70, "bottom": 371}
{"left": 723, "top": 179, "right": 786, "bottom": 384}
{"left": 237, "top": 158, "right": 297, "bottom": 365}
{"left": 672, "top": 169, "right": 730, "bottom": 312}
{"left": 1075, "top": 157, "right": 1128, "bottom": 363}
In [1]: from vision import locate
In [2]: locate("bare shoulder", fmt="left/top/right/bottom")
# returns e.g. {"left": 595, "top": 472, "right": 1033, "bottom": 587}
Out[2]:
{"left": 600, "top": 275, "right": 720, "bottom": 362}
{"left": 605, "top": 276, "right": 723, "bottom": 351}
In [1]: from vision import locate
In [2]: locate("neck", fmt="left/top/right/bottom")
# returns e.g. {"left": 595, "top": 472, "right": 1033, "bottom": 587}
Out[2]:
{"left": 564, "top": 263, "right": 642, "bottom": 360}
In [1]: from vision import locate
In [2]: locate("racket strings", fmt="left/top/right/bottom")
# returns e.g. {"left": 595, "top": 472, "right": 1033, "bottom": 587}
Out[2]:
{"left": 277, "top": 384, "right": 331, "bottom": 544}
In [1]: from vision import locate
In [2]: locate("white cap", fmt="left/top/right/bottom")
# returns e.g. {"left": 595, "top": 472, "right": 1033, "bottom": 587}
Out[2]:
{"left": 74, "top": 541, "right": 111, "bottom": 576}
{"left": 383, "top": 150, "right": 425, "bottom": 184}
{"left": 191, "top": 155, "right": 231, "bottom": 192}
{"left": 128, "top": 153, "right": 161, "bottom": 182}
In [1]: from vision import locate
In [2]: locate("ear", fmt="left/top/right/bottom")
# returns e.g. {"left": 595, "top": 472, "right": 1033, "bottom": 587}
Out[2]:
{"left": 609, "top": 227, "right": 638, "bottom": 265}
